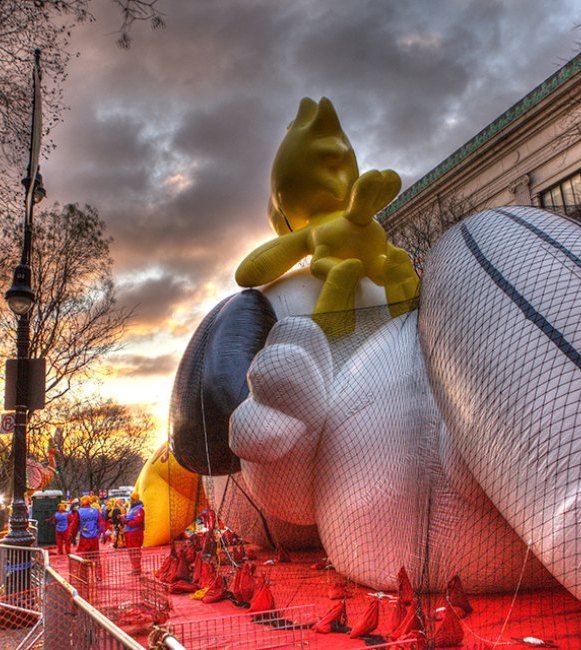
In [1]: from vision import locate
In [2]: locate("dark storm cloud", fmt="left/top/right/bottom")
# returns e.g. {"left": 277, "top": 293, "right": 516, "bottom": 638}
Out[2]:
{"left": 116, "top": 272, "right": 196, "bottom": 330}
{"left": 44, "top": 0, "right": 580, "bottom": 342}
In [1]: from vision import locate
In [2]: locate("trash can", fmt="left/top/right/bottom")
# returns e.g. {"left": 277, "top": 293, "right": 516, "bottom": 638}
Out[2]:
{"left": 31, "top": 491, "right": 63, "bottom": 546}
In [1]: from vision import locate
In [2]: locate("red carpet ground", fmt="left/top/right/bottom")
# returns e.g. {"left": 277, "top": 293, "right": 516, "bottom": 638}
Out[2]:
{"left": 48, "top": 546, "right": 581, "bottom": 649}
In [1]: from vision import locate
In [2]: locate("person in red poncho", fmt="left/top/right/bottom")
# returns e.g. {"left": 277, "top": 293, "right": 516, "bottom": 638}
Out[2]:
{"left": 121, "top": 492, "right": 145, "bottom": 574}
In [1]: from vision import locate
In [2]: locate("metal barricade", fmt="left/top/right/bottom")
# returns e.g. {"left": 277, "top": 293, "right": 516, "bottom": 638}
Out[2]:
{"left": 166, "top": 603, "right": 319, "bottom": 650}
{"left": 68, "top": 547, "right": 170, "bottom": 633}
{"left": 0, "top": 543, "right": 47, "bottom": 650}
{"left": 44, "top": 566, "right": 144, "bottom": 649}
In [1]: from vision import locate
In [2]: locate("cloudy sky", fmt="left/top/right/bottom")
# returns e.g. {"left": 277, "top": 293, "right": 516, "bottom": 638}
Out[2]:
{"left": 42, "top": 0, "right": 580, "bottom": 441}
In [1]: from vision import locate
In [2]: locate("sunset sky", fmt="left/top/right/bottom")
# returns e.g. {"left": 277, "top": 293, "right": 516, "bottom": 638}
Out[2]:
{"left": 41, "top": 0, "right": 580, "bottom": 444}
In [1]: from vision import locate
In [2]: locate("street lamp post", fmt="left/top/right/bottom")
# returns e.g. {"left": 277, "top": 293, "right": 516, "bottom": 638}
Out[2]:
{"left": 2, "top": 50, "right": 46, "bottom": 548}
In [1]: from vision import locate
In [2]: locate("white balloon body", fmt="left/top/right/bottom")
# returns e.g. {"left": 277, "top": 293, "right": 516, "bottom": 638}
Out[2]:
{"left": 227, "top": 206, "right": 580, "bottom": 596}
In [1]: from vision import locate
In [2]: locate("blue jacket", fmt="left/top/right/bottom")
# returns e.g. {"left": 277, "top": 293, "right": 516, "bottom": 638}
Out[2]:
{"left": 78, "top": 506, "right": 101, "bottom": 539}
{"left": 54, "top": 511, "right": 69, "bottom": 533}
{"left": 124, "top": 502, "right": 145, "bottom": 533}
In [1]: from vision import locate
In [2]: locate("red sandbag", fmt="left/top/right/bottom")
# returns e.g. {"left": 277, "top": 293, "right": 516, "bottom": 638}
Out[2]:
{"left": 446, "top": 575, "right": 473, "bottom": 616}
{"left": 182, "top": 542, "right": 197, "bottom": 565}
{"left": 433, "top": 604, "right": 464, "bottom": 647}
{"left": 310, "top": 557, "right": 329, "bottom": 570}
{"left": 328, "top": 581, "right": 352, "bottom": 600}
{"left": 202, "top": 575, "right": 227, "bottom": 603}
{"left": 239, "top": 563, "right": 257, "bottom": 602}
{"left": 174, "top": 555, "right": 191, "bottom": 582}
{"left": 192, "top": 551, "right": 203, "bottom": 585}
{"left": 397, "top": 565, "right": 414, "bottom": 605}
{"left": 399, "top": 630, "right": 427, "bottom": 650}
{"left": 168, "top": 579, "right": 199, "bottom": 594}
{"left": 391, "top": 597, "right": 408, "bottom": 632}
{"left": 275, "top": 544, "right": 291, "bottom": 563}
{"left": 232, "top": 544, "right": 246, "bottom": 564}
{"left": 391, "top": 599, "right": 424, "bottom": 640}
{"left": 312, "top": 601, "right": 346, "bottom": 634}
{"left": 350, "top": 598, "right": 380, "bottom": 638}
{"left": 230, "top": 566, "right": 243, "bottom": 601}
{"left": 249, "top": 578, "right": 275, "bottom": 613}
{"left": 200, "top": 561, "right": 216, "bottom": 588}
{"left": 202, "top": 531, "right": 216, "bottom": 556}
{"left": 156, "top": 548, "right": 179, "bottom": 583}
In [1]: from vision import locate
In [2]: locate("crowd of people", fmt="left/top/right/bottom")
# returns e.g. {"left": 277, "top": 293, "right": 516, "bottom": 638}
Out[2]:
{"left": 48, "top": 492, "right": 145, "bottom": 574}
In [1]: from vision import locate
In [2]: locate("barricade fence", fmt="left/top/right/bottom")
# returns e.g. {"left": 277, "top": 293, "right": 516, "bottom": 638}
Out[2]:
{"left": 166, "top": 603, "right": 319, "bottom": 650}
{"left": 68, "top": 547, "right": 172, "bottom": 634}
{"left": 44, "top": 565, "right": 144, "bottom": 649}
{"left": 0, "top": 544, "right": 47, "bottom": 649}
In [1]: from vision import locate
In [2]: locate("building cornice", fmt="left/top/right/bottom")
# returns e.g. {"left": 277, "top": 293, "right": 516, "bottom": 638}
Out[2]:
{"left": 379, "top": 52, "right": 581, "bottom": 226}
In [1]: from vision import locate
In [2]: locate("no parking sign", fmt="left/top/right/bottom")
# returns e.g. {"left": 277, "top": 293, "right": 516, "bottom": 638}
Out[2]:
{"left": 1, "top": 413, "right": 15, "bottom": 434}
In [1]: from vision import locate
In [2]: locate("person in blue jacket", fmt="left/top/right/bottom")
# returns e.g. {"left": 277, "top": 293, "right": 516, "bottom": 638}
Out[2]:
{"left": 49, "top": 502, "right": 71, "bottom": 554}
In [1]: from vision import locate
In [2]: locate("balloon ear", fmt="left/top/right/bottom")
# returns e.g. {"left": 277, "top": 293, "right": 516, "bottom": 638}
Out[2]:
{"left": 293, "top": 97, "right": 318, "bottom": 127}
{"left": 310, "top": 97, "right": 342, "bottom": 136}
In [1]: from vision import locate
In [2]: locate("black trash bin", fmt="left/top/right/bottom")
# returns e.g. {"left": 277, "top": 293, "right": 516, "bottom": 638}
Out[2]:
{"left": 31, "top": 491, "right": 63, "bottom": 546}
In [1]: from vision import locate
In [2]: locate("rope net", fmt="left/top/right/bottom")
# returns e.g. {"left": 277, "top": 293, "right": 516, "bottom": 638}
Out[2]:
{"left": 165, "top": 206, "right": 580, "bottom": 648}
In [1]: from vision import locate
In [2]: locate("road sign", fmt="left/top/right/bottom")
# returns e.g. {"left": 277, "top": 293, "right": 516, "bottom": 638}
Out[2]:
{"left": 1, "top": 413, "right": 15, "bottom": 434}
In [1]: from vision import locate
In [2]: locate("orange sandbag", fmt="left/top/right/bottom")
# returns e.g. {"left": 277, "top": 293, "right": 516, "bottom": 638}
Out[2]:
{"left": 312, "top": 601, "right": 346, "bottom": 634}
{"left": 433, "top": 604, "right": 464, "bottom": 647}
{"left": 350, "top": 598, "right": 380, "bottom": 638}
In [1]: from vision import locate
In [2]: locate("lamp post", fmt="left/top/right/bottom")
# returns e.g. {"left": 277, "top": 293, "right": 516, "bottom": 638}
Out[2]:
{"left": 2, "top": 50, "right": 45, "bottom": 548}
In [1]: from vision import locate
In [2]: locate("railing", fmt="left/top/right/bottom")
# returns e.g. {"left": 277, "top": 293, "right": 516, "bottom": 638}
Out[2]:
{"left": 166, "top": 604, "right": 319, "bottom": 650}
{"left": 0, "top": 543, "right": 47, "bottom": 649}
{"left": 44, "top": 565, "right": 144, "bottom": 649}
{"left": 68, "top": 547, "right": 171, "bottom": 633}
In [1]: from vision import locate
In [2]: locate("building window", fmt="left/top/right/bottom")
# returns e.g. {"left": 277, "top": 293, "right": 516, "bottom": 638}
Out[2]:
{"left": 540, "top": 171, "right": 581, "bottom": 222}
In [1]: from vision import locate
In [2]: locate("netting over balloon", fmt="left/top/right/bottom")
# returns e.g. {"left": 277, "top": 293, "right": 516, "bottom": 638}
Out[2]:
{"left": 161, "top": 205, "right": 579, "bottom": 647}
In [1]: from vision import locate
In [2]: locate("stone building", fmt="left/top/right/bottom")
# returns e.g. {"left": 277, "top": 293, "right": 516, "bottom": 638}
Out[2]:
{"left": 379, "top": 53, "right": 580, "bottom": 268}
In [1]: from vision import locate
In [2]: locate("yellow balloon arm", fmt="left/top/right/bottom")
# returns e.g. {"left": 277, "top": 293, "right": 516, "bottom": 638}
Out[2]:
{"left": 235, "top": 228, "right": 309, "bottom": 287}
{"left": 345, "top": 169, "right": 401, "bottom": 226}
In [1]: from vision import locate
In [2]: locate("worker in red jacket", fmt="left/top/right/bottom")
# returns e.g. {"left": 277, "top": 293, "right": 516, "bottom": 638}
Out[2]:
{"left": 121, "top": 492, "right": 145, "bottom": 574}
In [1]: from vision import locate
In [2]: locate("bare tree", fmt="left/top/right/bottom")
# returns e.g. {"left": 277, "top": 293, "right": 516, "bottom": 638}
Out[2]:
{"left": 0, "top": 0, "right": 164, "bottom": 212}
{"left": 0, "top": 203, "right": 131, "bottom": 404}
{"left": 389, "top": 195, "right": 479, "bottom": 275}
{"left": 49, "top": 396, "right": 155, "bottom": 496}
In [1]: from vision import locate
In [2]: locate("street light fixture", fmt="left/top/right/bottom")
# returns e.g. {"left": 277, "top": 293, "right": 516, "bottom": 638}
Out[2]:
{"left": 5, "top": 264, "right": 35, "bottom": 316}
{"left": 2, "top": 51, "right": 45, "bottom": 549}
